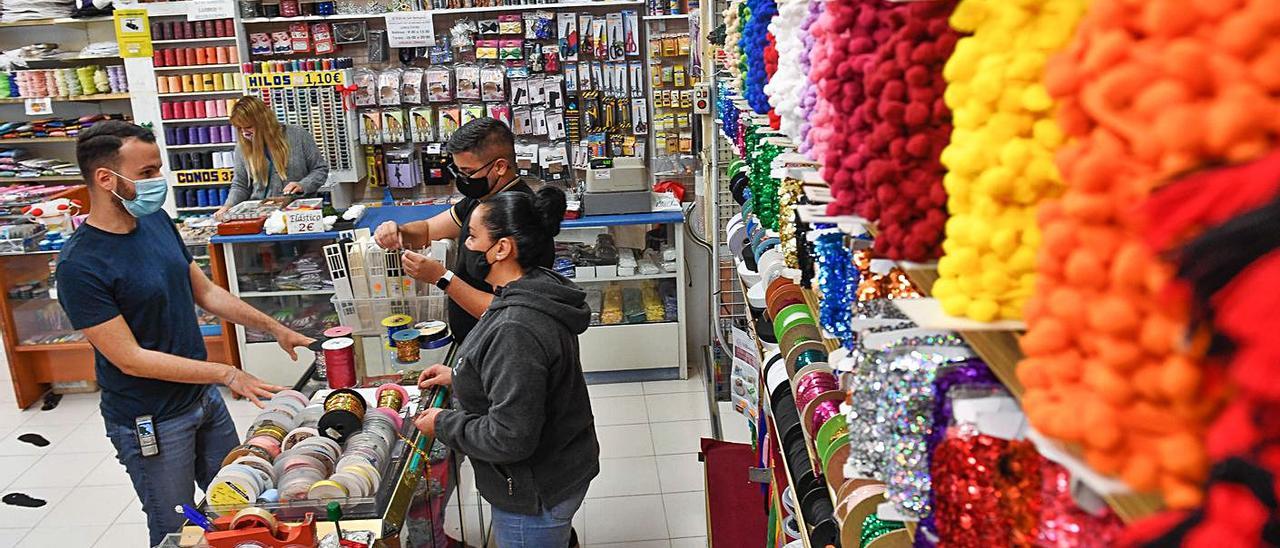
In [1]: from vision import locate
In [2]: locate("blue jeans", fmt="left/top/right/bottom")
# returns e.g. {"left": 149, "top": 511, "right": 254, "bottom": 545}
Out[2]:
{"left": 104, "top": 385, "right": 240, "bottom": 547}
{"left": 489, "top": 488, "right": 586, "bottom": 548}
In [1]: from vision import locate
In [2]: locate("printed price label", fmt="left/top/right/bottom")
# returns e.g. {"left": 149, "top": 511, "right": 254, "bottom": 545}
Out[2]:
{"left": 245, "top": 70, "right": 346, "bottom": 89}
{"left": 188, "top": 0, "right": 235, "bottom": 21}
{"left": 287, "top": 210, "right": 325, "bottom": 234}
{"left": 174, "top": 169, "right": 234, "bottom": 185}
{"left": 384, "top": 12, "right": 436, "bottom": 48}
{"left": 24, "top": 98, "right": 51, "bottom": 116}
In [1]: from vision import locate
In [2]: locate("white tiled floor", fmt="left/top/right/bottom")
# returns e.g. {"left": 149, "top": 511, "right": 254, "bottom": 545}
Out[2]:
{"left": 0, "top": 363, "right": 742, "bottom": 547}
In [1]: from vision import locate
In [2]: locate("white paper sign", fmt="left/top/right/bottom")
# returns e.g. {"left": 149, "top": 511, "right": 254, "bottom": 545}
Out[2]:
{"left": 287, "top": 210, "right": 325, "bottom": 234}
{"left": 730, "top": 326, "right": 760, "bottom": 368}
{"left": 384, "top": 12, "right": 436, "bottom": 48}
{"left": 188, "top": 0, "right": 235, "bottom": 21}
{"left": 24, "top": 98, "right": 51, "bottom": 116}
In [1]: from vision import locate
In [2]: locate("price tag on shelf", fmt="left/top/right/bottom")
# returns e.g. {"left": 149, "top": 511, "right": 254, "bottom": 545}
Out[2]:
{"left": 245, "top": 70, "right": 346, "bottom": 89}
{"left": 384, "top": 11, "right": 436, "bottom": 48}
{"left": 188, "top": 0, "right": 235, "bottom": 21}
{"left": 24, "top": 98, "right": 51, "bottom": 116}
{"left": 287, "top": 210, "right": 325, "bottom": 234}
{"left": 174, "top": 169, "right": 234, "bottom": 185}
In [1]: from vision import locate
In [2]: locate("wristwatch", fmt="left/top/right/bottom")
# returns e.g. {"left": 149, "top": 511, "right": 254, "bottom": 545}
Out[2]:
{"left": 436, "top": 270, "right": 455, "bottom": 291}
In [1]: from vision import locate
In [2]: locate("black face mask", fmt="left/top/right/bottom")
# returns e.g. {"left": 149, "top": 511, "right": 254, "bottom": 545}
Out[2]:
{"left": 452, "top": 159, "right": 500, "bottom": 200}
{"left": 473, "top": 240, "right": 501, "bottom": 280}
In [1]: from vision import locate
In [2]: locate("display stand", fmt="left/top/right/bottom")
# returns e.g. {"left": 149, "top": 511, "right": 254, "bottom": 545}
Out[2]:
{"left": 167, "top": 361, "right": 454, "bottom": 547}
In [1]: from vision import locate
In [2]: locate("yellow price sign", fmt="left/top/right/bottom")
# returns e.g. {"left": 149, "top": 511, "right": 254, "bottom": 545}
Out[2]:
{"left": 113, "top": 8, "right": 152, "bottom": 58}
{"left": 174, "top": 169, "right": 234, "bottom": 185}
{"left": 245, "top": 70, "right": 346, "bottom": 89}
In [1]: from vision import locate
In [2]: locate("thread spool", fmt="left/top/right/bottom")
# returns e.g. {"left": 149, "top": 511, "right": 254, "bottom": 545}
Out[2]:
{"left": 381, "top": 314, "right": 412, "bottom": 342}
{"left": 376, "top": 383, "right": 409, "bottom": 411}
{"left": 318, "top": 388, "right": 366, "bottom": 444}
{"left": 392, "top": 329, "right": 420, "bottom": 363}
{"left": 322, "top": 337, "right": 356, "bottom": 389}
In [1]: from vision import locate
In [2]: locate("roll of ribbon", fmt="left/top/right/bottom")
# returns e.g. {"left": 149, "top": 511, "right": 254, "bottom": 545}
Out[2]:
{"left": 772, "top": 304, "right": 813, "bottom": 341}
{"left": 779, "top": 324, "right": 819, "bottom": 355}
{"left": 376, "top": 383, "right": 408, "bottom": 411}
{"left": 815, "top": 412, "right": 848, "bottom": 459}
{"left": 392, "top": 329, "right": 421, "bottom": 363}
{"left": 784, "top": 340, "right": 827, "bottom": 376}
{"left": 322, "top": 326, "right": 353, "bottom": 339}
{"left": 318, "top": 388, "right": 366, "bottom": 443}
{"left": 322, "top": 337, "right": 356, "bottom": 389}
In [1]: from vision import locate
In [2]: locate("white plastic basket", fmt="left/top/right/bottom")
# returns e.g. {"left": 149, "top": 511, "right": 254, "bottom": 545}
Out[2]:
{"left": 331, "top": 293, "right": 448, "bottom": 335}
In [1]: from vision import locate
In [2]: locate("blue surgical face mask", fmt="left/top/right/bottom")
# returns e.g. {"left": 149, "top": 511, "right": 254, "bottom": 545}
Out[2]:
{"left": 108, "top": 170, "right": 168, "bottom": 218}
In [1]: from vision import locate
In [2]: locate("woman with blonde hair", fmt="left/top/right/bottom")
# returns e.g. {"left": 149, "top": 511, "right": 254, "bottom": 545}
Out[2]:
{"left": 215, "top": 96, "right": 329, "bottom": 219}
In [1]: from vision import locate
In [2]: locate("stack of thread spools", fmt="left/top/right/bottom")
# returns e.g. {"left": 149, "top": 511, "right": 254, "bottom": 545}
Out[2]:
{"left": 6, "top": 66, "right": 127, "bottom": 98}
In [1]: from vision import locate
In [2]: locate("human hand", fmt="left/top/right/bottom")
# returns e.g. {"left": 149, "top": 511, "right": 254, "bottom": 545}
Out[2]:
{"left": 417, "top": 364, "right": 453, "bottom": 389}
{"left": 374, "top": 221, "right": 403, "bottom": 250}
{"left": 273, "top": 327, "right": 315, "bottom": 361}
{"left": 282, "top": 182, "right": 304, "bottom": 195}
{"left": 213, "top": 207, "right": 229, "bottom": 221}
{"left": 414, "top": 408, "right": 442, "bottom": 437}
{"left": 402, "top": 250, "right": 445, "bottom": 284}
{"left": 223, "top": 367, "right": 286, "bottom": 408}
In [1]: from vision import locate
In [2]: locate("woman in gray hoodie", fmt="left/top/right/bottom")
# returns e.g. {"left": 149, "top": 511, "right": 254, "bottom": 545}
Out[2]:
{"left": 414, "top": 185, "right": 599, "bottom": 548}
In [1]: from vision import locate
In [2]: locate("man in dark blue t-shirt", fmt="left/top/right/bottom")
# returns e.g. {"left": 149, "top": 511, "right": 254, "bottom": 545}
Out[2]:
{"left": 56, "top": 121, "right": 313, "bottom": 546}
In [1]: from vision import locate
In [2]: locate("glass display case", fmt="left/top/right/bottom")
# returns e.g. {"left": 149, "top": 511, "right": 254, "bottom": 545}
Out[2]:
{"left": 554, "top": 212, "right": 688, "bottom": 376}
{"left": 222, "top": 238, "right": 337, "bottom": 386}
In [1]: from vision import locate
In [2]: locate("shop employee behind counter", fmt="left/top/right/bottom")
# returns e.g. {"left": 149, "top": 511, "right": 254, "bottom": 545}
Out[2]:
{"left": 374, "top": 117, "right": 555, "bottom": 342}
{"left": 55, "top": 121, "right": 314, "bottom": 547}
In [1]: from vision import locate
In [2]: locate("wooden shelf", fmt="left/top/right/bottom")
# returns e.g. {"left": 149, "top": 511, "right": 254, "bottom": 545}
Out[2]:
{"left": 152, "top": 37, "right": 238, "bottom": 45}
{"left": 158, "top": 90, "right": 245, "bottom": 98}
{"left": 155, "top": 63, "right": 242, "bottom": 72}
{"left": 243, "top": 1, "right": 645, "bottom": 23}
{"left": 0, "top": 175, "right": 83, "bottom": 183}
{"left": 0, "top": 137, "right": 77, "bottom": 144}
{"left": 0, "top": 16, "right": 112, "bottom": 28}
{"left": 0, "top": 93, "right": 130, "bottom": 104}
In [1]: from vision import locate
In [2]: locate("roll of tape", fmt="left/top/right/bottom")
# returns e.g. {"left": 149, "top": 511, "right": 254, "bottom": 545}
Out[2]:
{"left": 230, "top": 507, "right": 279, "bottom": 535}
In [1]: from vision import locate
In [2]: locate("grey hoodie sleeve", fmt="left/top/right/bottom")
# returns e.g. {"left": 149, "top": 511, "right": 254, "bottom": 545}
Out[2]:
{"left": 225, "top": 144, "right": 252, "bottom": 208}
{"left": 434, "top": 324, "right": 549, "bottom": 464}
{"left": 291, "top": 126, "right": 329, "bottom": 194}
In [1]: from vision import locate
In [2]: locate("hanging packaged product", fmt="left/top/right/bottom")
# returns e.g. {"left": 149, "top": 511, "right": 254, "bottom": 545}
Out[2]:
{"left": 351, "top": 68, "right": 376, "bottom": 107}
{"left": 429, "top": 36, "right": 453, "bottom": 64}
{"left": 631, "top": 98, "right": 648, "bottom": 135}
{"left": 478, "top": 19, "right": 500, "bottom": 35}
{"left": 529, "top": 75, "right": 547, "bottom": 105}
{"left": 272, "top": 31, "right": 292, "bottom": 55}
{"left": 498, "top": 14, "right": 523, "bottom": 35}
{"left": 499, "top": 39, "right": 523, "bottom": 62}
{"left": 409, "top": 106, "right": 434, "bottom": 142}
{"left": 367, "top": 30, "right": 388, "bottom": 62}
{"left": 673, "top": 64, "right": 686, "bottom": 88}
{"left": 540, "top": 144, "right": 568, "bottom": 182}
{"left": 528, "top": 11, "right": 555, "bottom": 40}
{"left": 487, "top": 103, "right": 511, "bottom": 127}
{"left": 401, "top": 67, "right": 424, "bottom": 105}
{"left": 311, "top": 23, "right": 335, "bottom": 55}
{"left": 515, "top": 142, "right": 539, "bottom": 178}
{"left": 531, "top": 106, "right": 548, "bottom": 136}
{"left": 628, "top": 61, "right": 644, "bottom": 97}
{"left": 480, "top": 65, "right": 506, "bottom": 102}
{"left": 605, "top": 14, "right": 623, "bottom": 61}
{"left": 455, "top": 64, "right": 480, "bottom": 101}
{"left": 289, "top": 23, "right": 311, "bottom": 54}
{"left": 578, "top": 63, "right": 592, "bottom": 91}
{"left": 564, "top": 64, "right": 578, "bottom": 92}
{"left": 512, "top": 107, "right": 532, "bottom": 135}
{"left": 525, "top": 43, "right": 545, "bottom": 72}
{"left": 622, "top": 10, "right": 639, "bottom": 57}
{"left": 437, "top": 105, "right": 460, "bottom": 140}
{"left": 250, "top": 33, "right": 271, "bottom": 56}
{"left": 381, "top": 109, "right": 406, "bottom": 143}
{"left": 476, "top": 40, "right": 499, "bottom": 60}
{"left": 332, "top": 21, "right": 367, "bottom": 45}
{"left": 384, "top": 146, "right": 421, "bottom": 189}
{"left": 377, "top": 67, "right": 402, "bottom": 106}
{"left": 460, "top": 103, "right": 485, "bottom": 127}
{"left": 559, "top": 13, "right": 578, "bottom": 61}
{"left": 425, "top": 66, "right": 453, "bottom": 103}
{"left": 546, "top": 75, "right": 564, "bottom": 109}
{"left": 510, "top": 78, "right": 529, "bottom": 105}
{"left": 359, "top": 110, "right": 381, "bottom": 145}
{"left": 544, "top": 49, "right": 560, "bottom": 73}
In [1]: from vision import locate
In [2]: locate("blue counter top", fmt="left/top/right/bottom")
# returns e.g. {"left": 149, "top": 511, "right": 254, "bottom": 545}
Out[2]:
{"left": 210, "top": 205, "right": 684, "bottom": 245}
